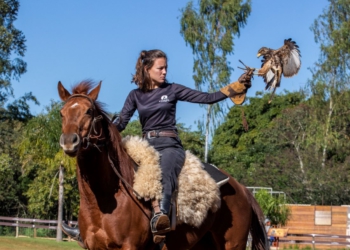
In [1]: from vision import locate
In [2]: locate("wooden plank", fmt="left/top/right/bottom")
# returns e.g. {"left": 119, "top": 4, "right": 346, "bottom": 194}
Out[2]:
{"left": 332, "top": 207, "right": 349, "bottom": 212}
{"left": 289, "top": 208, "right": 314, "bottom": 213}
{"left": 0, "top": 222, "right": 57, "bottom": 229}
{"left": 315, "top": 206, "right": 332, "bottom": 211}
{"left": 286, "top": 225, "right": 347, "bottom": 230}
{"left": 0, "top": 216, "right": 58, "bottom": 224}
{"left": 0, "top": 216, "right": 78, "bottom": 225}
{"left": 287, "top": 229, "right": 347, "bottom": 235}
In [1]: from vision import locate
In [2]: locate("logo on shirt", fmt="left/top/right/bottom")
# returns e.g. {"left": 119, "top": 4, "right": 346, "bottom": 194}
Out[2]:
{"left": 159, "top": 95, "right": 170, "bottom": 102}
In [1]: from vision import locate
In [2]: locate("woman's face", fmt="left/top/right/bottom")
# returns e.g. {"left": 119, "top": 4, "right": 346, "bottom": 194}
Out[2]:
{"left": 147, "top": 57, "right": 167, "bottom": 88}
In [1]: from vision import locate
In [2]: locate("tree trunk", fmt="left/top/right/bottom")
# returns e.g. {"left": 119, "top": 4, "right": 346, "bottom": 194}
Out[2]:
{"left": 204, "top": 104, "right": 211, "bottom": 163}
{"left": 321, "top": 82, "right": 334, "bottom": 169}
{"left": 56, "top": 163, "right": 64, "bottom": 241}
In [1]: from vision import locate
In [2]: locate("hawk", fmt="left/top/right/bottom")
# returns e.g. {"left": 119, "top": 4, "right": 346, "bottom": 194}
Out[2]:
{"left": 257, "top": 38, "right": 301, "bottom": 102}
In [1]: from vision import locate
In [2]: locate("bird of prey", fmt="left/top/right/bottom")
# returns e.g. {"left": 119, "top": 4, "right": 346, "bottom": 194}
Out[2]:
{"left": 257, "top": 38, "right": 301, "bottom": 102}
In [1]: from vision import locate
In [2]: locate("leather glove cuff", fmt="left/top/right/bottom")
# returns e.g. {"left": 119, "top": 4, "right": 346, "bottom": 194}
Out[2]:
{"left": 220, "top": 81, "right": 247, "bottom": 105}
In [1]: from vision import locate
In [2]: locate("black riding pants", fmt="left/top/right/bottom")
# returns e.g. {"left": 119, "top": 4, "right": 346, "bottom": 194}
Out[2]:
{"left": 145, "top": 136, "right": 185, "bottom": 199}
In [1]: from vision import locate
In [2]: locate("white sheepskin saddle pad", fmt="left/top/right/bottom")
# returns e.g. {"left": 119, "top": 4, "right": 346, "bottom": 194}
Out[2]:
{"left": 122, "top": 135, "right": 221, "bottom": 228}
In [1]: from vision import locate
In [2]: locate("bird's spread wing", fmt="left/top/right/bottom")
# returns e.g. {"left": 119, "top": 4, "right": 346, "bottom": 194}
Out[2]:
{"left": 264, "top": 70, "right": 275, "bottom": 90}
{"left": 278, "top": 38, "right": 301, "bottom": 77}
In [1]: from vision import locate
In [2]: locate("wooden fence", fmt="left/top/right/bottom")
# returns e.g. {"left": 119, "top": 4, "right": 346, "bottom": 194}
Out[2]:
{"left": 278, "top": 233, "right": 350, "bottom": 249}
{"left": 0, "top": 216, "right": 77, "bottom": 238}
{"left": 268, "top": 205, "right": 350, "bottom": 249}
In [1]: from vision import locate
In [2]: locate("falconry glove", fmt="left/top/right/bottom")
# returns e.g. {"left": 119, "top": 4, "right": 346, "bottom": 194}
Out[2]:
{"left": 220, "top": 70, "right": 253, "bottom": 105}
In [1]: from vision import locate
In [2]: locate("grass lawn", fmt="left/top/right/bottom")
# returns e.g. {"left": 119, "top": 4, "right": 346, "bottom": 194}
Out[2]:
{"left": 0, "top": 236, "right": 82, "bottom": 250}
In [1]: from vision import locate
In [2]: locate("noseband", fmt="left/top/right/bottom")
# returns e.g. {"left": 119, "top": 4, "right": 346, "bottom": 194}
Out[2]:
{"left": 65, "top": 94, "right": 104, "bottom": 151}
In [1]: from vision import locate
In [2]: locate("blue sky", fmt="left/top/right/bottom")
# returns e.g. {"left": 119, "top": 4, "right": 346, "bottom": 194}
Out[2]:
{"left": 13, "top": 0, "right": 329, "bottom": 129}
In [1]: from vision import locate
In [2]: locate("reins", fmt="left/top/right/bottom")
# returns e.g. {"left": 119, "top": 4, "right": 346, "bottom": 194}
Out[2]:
{"left": 64, "top": 94, "right": 142, "bottom": 199}
{"left": 107, "top": 153, "right": 141, "bottom": 198}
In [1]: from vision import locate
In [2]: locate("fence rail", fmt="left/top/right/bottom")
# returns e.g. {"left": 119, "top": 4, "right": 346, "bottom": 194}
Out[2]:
{"left": 277, "top": 233, "right": 350, "bottom": 249}
{"left": 2, "top": 216, "right": 350, "bottom": 249}
{"left": 0, "top": 216, "right": 77, "bottom": 238}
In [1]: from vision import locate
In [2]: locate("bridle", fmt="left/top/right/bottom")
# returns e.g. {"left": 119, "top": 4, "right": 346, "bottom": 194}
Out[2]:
{"left": 65, "top": 94, "right": 104, "bottom": 151}
{"left": 63, "top": 94, "right": 142, "bottom": 199}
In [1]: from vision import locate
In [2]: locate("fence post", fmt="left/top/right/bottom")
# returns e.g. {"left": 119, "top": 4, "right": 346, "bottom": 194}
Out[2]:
{"left": 68, "top": 221, "right": 72, "bottom": 242}
{"left": 311, "top": 234, "right": 315, "bottom": 250}
{"left": 15, "top": 219, "right": 19, "bottom": 238}
{"left": 57, "top": 163, "right": 64, "bottom": 242}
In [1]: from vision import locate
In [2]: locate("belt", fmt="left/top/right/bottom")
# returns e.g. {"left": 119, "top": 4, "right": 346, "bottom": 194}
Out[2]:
{"left": 143, "top": 130, "right": 178, "bottom": 139}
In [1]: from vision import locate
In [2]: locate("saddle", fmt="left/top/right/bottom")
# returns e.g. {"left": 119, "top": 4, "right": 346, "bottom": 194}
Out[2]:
{"left": 122, "top": 136, "right": 229, "bottom": 228}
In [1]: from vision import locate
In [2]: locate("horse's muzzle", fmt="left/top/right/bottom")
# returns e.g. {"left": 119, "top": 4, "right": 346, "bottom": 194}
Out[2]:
{"left": 60, "top": 133, "right": 80, "bottom": 156}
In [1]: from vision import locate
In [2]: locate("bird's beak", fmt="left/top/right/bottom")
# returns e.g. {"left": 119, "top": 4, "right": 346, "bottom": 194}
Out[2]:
{"left": 257, "top": 53, "right": 261, "bottom": 57}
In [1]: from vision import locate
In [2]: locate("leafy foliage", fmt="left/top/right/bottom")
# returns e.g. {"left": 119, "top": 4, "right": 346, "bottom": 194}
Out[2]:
{"left": 0, "top": 0, "right": 26, "bottom": 96}
{"left": 255, "top": 189, "right": 290, "bottom": 226}
{"left": 210, "top": 91, "right": 304, "bottom": 182}
{"left": 210, "top": 86, "right": 350, "bottom": 204}
{"left": 18, "top": 101, "right": 78, "bottom": 219}
{"left": 0, "top": 0, "right": 39, "bottom": 217}
{"left": 180, "top": 0, "right": 251, "bottom": 161}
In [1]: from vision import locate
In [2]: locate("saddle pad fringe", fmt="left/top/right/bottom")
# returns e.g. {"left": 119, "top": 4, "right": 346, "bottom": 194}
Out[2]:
{"left": 122, "top": 135, "right": 221, "bottom": 227}
{"left": 177, "top": 151, "right": 221, "bottom": 227}
{"left": 122, "top": 136, "right": 163, "bottom": 201}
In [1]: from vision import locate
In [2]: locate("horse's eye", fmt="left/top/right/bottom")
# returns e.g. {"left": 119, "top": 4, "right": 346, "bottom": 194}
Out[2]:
{"left": 86, "top": 108, "right": 93, "bottom": 116}
{"left": 60, "top": 111, "right": 63, "bottom": 118}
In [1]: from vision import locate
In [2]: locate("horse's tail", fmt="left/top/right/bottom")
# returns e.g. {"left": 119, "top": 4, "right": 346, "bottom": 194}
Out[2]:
{"left": 248, "top": 190, "right": 270, "bottom": 250}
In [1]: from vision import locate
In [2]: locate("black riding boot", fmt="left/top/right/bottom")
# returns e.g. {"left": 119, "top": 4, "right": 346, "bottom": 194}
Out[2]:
{"left": 61, "top": 222, "right": 85, "bottom": 248}
{"left": 159, "top": 194, "right": 172, "bottom": 216}
{"left": 61, "top": 221, "right": 80, "bottom": 239}
{"left": 150, "top": 194, "right": 172, "bottom": 244}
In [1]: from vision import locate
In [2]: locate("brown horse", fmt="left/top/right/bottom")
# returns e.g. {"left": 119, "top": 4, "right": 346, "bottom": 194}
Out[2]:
{"left": 58, "top": 80, "right": 269, "bottom": 250}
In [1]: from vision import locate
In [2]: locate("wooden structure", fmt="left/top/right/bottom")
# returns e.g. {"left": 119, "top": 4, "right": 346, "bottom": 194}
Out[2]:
{"left": 276, "top": 205, "right": 350, "bottom": 249}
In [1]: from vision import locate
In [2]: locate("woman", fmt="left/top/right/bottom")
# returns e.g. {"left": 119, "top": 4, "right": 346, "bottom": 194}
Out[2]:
{"left": 62, "top": 49, "right": 253, "bottom": 244}
{"left": 116, "top": 49, "right": 252, "bottom": 242}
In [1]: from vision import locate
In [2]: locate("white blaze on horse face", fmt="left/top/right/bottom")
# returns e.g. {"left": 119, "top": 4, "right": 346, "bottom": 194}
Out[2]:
{"left": 70, "top": 102, "right": 79, "bottom": 108}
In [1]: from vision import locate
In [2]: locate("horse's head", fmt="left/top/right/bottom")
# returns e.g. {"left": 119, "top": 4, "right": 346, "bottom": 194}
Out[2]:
{"left": 58, "top": 80, "right": 103, "bottom": 156}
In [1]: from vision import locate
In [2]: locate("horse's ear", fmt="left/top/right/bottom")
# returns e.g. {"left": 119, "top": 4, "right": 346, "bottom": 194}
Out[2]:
{"left": 58, "top": 81, "right": 71, "bottom": 101}
{"left": 88, "top": 81, "right": 102, "bottom": 101}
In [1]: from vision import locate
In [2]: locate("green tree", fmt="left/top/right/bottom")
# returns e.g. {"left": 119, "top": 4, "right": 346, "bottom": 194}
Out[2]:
{"left": 0, "top": 0, "right": 38, "bottom": 216}
{"left": 211, "top": 89, "right": 350, "bottom": 204}
{"left": 255, "top": 189, "right": 290, "bottom": 226}
{"left": 177, "top": 123, "right": 205, "bottom": 160}
{"left": 180, "top": 0, "right": 251, "bottom": 162}
{"left": 121, "top": 119, "right": 142, "bottom": 137}
{"left": 309, "top": 0, "right": 350, "bottom": 169}
{"left": 210, "top": 91, "right": 304, "bottom": 183}
{"left": 0, "top": 0, "right": 26, "bottom": 98}
{"left": 18, "top": 101, "right": 78, "bottom": 220}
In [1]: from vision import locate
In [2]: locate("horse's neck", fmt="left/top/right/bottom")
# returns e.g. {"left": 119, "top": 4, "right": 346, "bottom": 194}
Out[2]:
{"left": 77, "top": 148, "right": 120, "bottom": 197}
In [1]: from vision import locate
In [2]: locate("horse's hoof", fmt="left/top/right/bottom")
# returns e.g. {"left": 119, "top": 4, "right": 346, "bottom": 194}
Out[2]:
{"left": 153, "top": 234, "right": 166, "bottom": 244}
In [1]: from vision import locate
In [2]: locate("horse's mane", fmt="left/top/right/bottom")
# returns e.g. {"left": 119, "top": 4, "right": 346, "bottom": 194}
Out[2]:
{"left": 71, "top": 80, "right": 134, "bottom": 185}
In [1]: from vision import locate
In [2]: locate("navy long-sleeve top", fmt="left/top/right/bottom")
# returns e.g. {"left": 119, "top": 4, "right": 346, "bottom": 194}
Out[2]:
{"left": 116, "top": 82, "right": 227, "bottom": 133}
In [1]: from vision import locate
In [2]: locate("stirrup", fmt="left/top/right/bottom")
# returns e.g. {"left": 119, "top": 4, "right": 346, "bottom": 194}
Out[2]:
{"left": 150, "top": 212, "right": 171, "bottom": 235}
